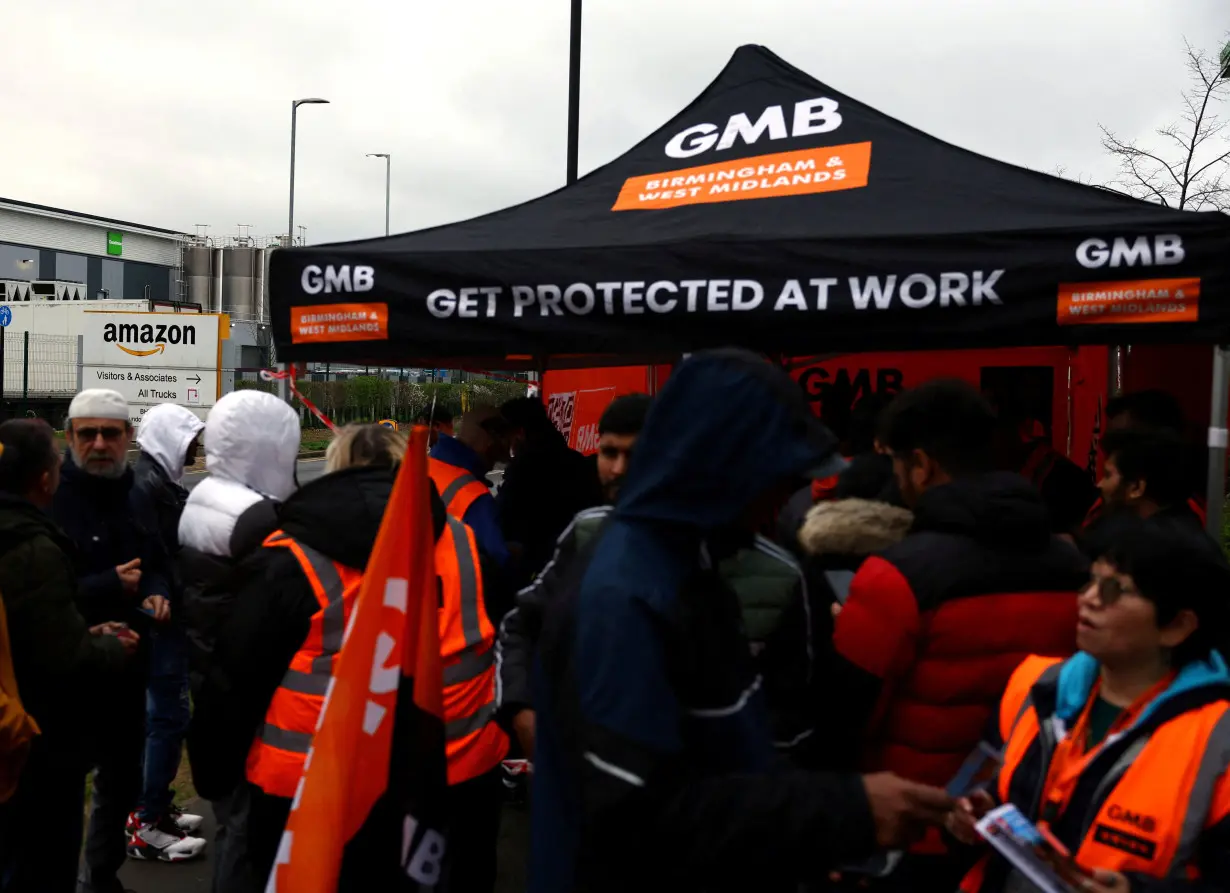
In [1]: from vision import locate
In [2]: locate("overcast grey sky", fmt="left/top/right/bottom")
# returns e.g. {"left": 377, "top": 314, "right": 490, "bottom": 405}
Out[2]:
{"left": 5, "top": 1, "right": 1226, "bottom": 244}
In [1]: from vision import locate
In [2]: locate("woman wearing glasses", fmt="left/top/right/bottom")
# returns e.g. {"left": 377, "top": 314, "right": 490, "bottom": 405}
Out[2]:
{"left": 949, "top": 516, "right": 1230, "bottom": 893}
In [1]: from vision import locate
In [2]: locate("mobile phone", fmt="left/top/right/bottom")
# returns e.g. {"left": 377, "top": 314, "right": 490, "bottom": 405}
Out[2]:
{"left": 138, "top": 606, "right": 157, "bottom": 617}
{"left": 947, "top": 742, "right": 1003, "bottom": 797}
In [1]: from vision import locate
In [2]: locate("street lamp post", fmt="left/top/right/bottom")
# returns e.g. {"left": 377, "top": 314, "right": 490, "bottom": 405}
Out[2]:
{"left": 367, "top": 153, "right": 391, "bottom": 236}
{"left": 566, "top": 0, "right": 582, "bottom": 184}
{"left": 289, "top": 98, "right": 329, "bottom": 247}
{"left": 283, "top": 97, "right": 329, "bottom": 403}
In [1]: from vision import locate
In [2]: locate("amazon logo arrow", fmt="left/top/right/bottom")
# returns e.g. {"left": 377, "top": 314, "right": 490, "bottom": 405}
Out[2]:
{"left": 117, "top": 343, "right": 166, "bottom": 357}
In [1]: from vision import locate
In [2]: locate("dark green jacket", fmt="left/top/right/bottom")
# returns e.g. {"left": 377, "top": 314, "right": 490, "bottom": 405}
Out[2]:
{"left": 569, "top": 509, "right": 803, "bottom": 642}
{"left": 498, "top": 506, "right": 816, "bottom": 754}
{"left": 0, "top": 494, "right": 127, "bottom": 748}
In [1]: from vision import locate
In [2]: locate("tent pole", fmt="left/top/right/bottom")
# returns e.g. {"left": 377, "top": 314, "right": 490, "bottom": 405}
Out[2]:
{"left": 566, "top": 0, "right": 582, "bottom": 184}
{"left": 1205, "top": 345, "right": 1229, "bottom": 538}
{"left": 1107, "top": 345, "right": 1124, "bottom": 397}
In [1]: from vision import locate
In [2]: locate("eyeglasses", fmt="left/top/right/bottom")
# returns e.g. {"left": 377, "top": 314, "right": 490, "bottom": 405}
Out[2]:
{"left": 74, "top": 426, "right": 126, "bottom": 442}
{"left": 1085, "top": 575, "right": 1138, "bottom": 606}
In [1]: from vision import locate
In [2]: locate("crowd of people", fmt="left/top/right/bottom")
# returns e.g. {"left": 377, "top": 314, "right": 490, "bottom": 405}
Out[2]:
{"left": 0, "top": 348, "right": 1227, "bottom": 893}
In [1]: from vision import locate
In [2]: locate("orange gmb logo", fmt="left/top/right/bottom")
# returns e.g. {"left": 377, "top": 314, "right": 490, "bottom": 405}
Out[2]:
{"left": 612, "top": 142, "right": 872, "bottom": 211}
{"left": 291, "top": 303, "right": 389, "bottom": 344}
{"left": 1057, "top": 278, "right": 1199, "bottom": 326}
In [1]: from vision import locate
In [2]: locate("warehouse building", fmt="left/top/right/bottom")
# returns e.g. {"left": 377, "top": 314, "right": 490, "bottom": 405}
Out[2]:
{"left": 0, "top": 203, "right": 285, "bottom": 417}
{"left": 0, "top": 196, "right": 186, "bottom": 302}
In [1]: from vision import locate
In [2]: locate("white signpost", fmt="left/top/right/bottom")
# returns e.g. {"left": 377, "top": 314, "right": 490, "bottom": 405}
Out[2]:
{"left": 81, "top": 312, "right": 228, "bottom": 427}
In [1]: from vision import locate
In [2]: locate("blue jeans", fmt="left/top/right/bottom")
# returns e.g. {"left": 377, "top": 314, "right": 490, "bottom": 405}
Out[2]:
{"left": 139, "top": 625, "right": 190, "bottom": 822}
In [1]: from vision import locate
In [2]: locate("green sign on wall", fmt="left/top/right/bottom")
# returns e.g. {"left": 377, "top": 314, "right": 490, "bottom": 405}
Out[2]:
{"left": 106, "top": 231, "right": 123, "bottom": 256}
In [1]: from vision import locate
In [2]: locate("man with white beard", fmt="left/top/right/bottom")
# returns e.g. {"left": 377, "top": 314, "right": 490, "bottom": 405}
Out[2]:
{"left": 52, "top": 389, "right": 205, "bottom": 893}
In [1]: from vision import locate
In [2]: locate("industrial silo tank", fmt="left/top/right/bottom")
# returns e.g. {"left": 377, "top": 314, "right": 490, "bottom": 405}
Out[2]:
{"left": 184, "top": 247, "right": 216, "bottom": 311}
{"left": 255, "top": 247, "right": 270, "bottom": 324}
{"left": 221, "top": 247, "right": 259, "bottom": 321}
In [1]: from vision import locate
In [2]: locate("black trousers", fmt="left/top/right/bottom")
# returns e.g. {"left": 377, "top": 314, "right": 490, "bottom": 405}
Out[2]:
{"left": 211, "top": 783, "right": 291, "bottom": 893}
{"left": 79, "top": 684, "right": 146, "bottom": 891}
{"left": 440, "top": 769, "right": 503, "bottom": 893}
{"left": 0, "top": 741, "right": 86, "bottom": 893}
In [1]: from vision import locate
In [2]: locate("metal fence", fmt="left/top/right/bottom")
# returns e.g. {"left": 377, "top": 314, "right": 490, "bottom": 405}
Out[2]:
{"left": 0, "top": 334, "right": 531, "bottom": 426}
{"left": 1, "top": 332, "right": 78, "bottom": 398}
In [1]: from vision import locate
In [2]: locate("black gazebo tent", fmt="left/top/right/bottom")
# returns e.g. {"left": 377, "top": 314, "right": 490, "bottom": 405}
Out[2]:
{"left": 269, "top": 44, "right": 1230, "bottom": 532}
{"left": 270, "top": 44, "right": 1230, "bottom": 371}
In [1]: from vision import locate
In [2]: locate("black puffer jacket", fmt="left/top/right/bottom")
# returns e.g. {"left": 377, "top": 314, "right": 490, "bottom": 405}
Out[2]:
{"left": 178, "top": 500, "right": 279, "bottom": 699}
{"left": 131, "top": 403, "right": 203, "bottom": 569}
{"left": 188, "top": 466, "right": 426, "bottom": 800}
{"left": 132, "top": 454, "right": 189, "bottom": 554}
{"left": 497, "top": 429, "right": 602, "bottom": 584}
{"left": 0, "top": 495, "right": 128, "bottom": 751}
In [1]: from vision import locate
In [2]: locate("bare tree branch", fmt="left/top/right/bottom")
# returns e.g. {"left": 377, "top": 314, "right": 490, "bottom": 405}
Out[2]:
{"left": 1097, "top": 36, "right": 1230, "bottom": 211}
{"left": 1188, "top": 147, "right": 1230, "bottom": 182}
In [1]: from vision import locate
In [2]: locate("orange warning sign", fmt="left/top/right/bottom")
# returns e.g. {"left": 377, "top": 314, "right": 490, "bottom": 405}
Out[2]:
{"left": 291, "top": 302, "right": 389, "bottom": 343}
{"left": 612, "top": 142, "right": 872, "bottom": 211}
{"left": 1057, "top": 278, "right": 1200, "bottom": 326}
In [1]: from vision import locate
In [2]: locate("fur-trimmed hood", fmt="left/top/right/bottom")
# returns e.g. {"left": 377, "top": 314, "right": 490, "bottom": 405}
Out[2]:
{"left": 798, "top": 498, "right": 913, "bottom": 558}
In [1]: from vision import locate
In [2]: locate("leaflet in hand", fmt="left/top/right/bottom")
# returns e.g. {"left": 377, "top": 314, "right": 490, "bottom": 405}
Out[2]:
{"left": 975, "top": 804, "right": 1089, "bottom": 893}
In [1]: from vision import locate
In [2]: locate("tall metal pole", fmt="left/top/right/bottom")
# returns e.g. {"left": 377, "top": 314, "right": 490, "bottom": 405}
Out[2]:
{"left": 368, "top": 154, "right": 391, "bottom": 236}
{"left": 283, "top": 98, "right": 329, "bottom": 404}
{"left": 288, "top": 101, "right": 298, "bottom": 251}
{"left": 566, "top": 0, "right": 582, "bottom": 184}
{"left": 283, "top": 101, "right": 298, "bottom": 405}
{"left": 1205, "top": 345, "right": 1229, "bottom": 537}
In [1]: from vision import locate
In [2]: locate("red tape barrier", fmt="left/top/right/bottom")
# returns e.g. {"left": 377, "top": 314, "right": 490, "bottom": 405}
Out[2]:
{"left": 261, "top": 365, "right": 537, "bottom": 431}
{"left": 260, "top": 364, "right": 339, "bottom": 432}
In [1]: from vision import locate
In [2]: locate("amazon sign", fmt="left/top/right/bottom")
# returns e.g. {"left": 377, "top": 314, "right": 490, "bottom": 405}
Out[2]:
{"left": 82, "top": 311, "right": 229, "bottom": 425}
{"left": 104, "top": 321, "right": 198, "bottom": 356}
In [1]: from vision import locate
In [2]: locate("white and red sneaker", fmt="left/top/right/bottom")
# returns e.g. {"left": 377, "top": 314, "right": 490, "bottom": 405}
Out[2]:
{"left": 125, "top": 806, "right": 204, "bottom": 839}
{"left": 168, "top": 804, "right": 204, "bottom": 834}
{"left": 125, "top": 816, "right": 206, "bottom": 863}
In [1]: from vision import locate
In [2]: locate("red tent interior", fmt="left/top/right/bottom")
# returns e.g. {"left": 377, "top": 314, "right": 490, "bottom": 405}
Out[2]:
{"left": 543, "top": 346, "right": 1216, "bottom": 507}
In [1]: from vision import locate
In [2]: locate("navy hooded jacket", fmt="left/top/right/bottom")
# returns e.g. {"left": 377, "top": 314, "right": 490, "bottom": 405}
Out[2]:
{"left": 530, "top": 349, "right": 875, "bottom": 893}
{"left": 52, "top": 455, "right": 171, "bottom": 637}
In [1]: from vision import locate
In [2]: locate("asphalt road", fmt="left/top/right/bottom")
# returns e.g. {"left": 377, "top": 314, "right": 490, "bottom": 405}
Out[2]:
{"left": 119, "top": 797, "right": 531, "bottom": 892}
{"left": 183, "top": 457, "right": 329, "bottom": 490}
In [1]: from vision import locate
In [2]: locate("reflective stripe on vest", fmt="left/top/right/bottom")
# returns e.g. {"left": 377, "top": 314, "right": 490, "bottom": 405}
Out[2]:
{"left": 437, "top": 515, "right": 508, "bottom": 784}
{"left": 964, "top": 659, "right": 1230, "bottom": 890}
{"left": 1169, "top": 708, "right": 1230, "bottom": 878}
{"left": 428, "top": 458, "right": 489, "bottom": 521}
{"left": 245, "top": 532, "right": 362, "bottom": 799}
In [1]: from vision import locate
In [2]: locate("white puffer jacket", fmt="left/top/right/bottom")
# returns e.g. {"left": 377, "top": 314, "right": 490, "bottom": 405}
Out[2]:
{"left": 178, "top": 390, "right": 301, "bottom": 557}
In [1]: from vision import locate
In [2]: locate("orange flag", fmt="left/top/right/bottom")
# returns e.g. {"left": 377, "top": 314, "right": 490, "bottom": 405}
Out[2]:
{"left": 266, "top": 426, "right": 448, "bottom": 892}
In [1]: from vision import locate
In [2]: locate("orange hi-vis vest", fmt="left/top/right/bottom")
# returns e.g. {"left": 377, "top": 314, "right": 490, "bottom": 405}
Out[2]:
{"left": 428, "top": 457, "right": 490, "bottom": 521}
{"left": 960, "top": 655, "right": 1230, "bottom": 891}
{"left": 437, "top": 515, "right": 509, "bottom": 784}
{"left": 246, "top": 531, "right": 363, "bottom": 800}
